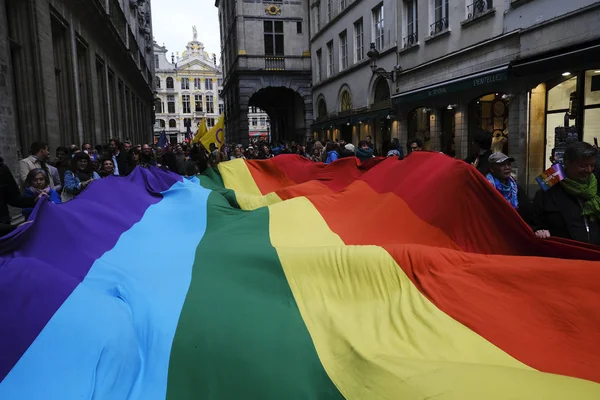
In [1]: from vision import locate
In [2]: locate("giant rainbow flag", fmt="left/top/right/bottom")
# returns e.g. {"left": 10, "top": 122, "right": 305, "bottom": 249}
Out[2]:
{"left": 1, "top": 152, "right": 600, "bottom": 399}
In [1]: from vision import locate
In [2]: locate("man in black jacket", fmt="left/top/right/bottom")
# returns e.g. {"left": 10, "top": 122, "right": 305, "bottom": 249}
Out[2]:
{"left": 109, "top": 138, "right": 129, "bottom": 176}
{"left": 0, "top": 157, "right": 39, "bottom": 237}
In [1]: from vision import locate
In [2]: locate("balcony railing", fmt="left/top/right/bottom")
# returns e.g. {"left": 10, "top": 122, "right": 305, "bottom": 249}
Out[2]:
{"left": 265, "top": 57, "right": 285, "bottom": 71}
{"left": 403, "top": 32, "right": 418, "bottom": 48}
{"left": 467, "top": 0, "right": 493, "bottom": 19}
{"left": 430, "top": 17, "right": 449, "bottom": 36}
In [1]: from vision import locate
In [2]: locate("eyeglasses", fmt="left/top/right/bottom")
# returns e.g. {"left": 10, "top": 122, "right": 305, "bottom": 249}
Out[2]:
{"left": 77, "top": 160, "right": 89, "bottom": 164}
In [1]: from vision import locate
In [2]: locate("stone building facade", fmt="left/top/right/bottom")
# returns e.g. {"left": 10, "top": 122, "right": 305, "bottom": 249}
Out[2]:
{"left": 153, "top": 33, "right": 224, "bottom": 143}
{"left": 0, "top": 0, "right": 156, "bottom": 175}
{"left": 309, "top": 0, "right": 600, "bottom": 194}
{"left": 216, "top": 0, "right": 313, "bottom": 145}
{"left": 309, "top": 0, "right": 399, "bottom": 153}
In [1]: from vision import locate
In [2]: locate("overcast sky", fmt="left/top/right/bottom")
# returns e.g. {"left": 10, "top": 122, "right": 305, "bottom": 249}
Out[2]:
{"left": 151, "top": 0, "right": 221, "bottom": 60}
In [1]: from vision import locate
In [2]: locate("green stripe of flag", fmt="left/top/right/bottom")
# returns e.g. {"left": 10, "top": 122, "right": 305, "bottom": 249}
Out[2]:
{"left": 166, "top": 191, "right": 343, "bottom": 399}
{"left": 199, "top": 167, "right": 239, "bottom": 208}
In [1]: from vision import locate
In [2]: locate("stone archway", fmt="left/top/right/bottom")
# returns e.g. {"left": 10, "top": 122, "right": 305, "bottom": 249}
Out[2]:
{"left": 249, "top": 87, "right": 307, "bottom": 143}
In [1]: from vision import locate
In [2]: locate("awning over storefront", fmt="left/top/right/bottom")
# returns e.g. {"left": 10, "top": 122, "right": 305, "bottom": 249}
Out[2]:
{"left": 510, "top": 42, "right": 600, "bottom": 77}
{"left": 249, "top": 132, "right": 269, "bottom": 137}
{"left": 311, "top": 108, "right": 392, "bottom": 130}
{"left": 391, "top": 65, "right": 509, "bottom": 106}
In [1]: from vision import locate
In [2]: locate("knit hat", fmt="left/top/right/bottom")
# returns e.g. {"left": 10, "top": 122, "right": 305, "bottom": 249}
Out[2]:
{"left": 345, "top": 144, "right": 355, "bottom": 152}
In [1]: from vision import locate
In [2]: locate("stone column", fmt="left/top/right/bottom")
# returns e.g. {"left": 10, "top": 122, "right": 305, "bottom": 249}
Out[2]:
{"left": 527, "top": 83, "right": 547, "bottom": 195}
{"left": 429, "top": 109, "right": 441, "bottom": 152}
{"left": 507, "top": 92, "right": 528, "bottom": 189}
{"left": 0, "top": 0, "right": 19, "bottom": 175}
{"left": 454, "top": 106, "right": 468, "bottom": 160}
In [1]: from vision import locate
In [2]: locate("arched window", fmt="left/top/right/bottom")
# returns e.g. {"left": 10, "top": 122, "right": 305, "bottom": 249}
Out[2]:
{"left": 373, "top": 78, "right": 390, "bottom": 104}
{"left": 169, "top": 119, "right": 176, "bottom": 128}
{"left": 166, "top": 77, "right": 174, "bottom": 89}
{"left": 317, "top": 98, "right": 328, "bottom": 120}
{"left": 158, "top": 119, "right": 166, "bottom": 128}
{"left": 155, "top": 77, "right": 161, "bottom": 89}
{"left": 340, "top": 90, "right": 352, "bottom": 112}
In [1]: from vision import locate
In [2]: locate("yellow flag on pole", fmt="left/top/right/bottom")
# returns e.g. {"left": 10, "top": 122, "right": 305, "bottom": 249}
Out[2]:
{"left": 200, "top": 115, "right": 225, "bottom": 150}
{"left": 192, "top": 118, "right": 208, "bottom": 144}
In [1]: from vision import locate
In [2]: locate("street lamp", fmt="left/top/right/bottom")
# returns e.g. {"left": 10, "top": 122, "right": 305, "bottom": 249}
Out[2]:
{"left": 367, "top": 43, "right": 402, "bottom": 82}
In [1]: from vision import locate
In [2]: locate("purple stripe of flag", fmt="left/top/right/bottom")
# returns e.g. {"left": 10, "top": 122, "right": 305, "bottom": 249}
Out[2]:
{"left": 0, "top": 167, "right": 180, "bottom": 381}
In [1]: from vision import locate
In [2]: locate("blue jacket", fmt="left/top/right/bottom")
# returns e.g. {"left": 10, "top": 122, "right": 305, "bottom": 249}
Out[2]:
{"left": 325, "top": 150, "right": 339, "bottom": 164}
{"left": 64, "top": 170, "right": 100, "bottom": 196}
{"left": 22, "top": 187, "right": 62, "bottom": 219}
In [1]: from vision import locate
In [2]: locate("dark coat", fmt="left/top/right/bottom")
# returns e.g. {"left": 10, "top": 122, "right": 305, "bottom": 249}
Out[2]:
{"left": 533, "top": 183, "right": 600, "bottom": 245}
{"left": 0, "top": 162, "right": 36, "bottom": 236}
{"left": 465, "top": 149, "right": 493, "bottom": 176}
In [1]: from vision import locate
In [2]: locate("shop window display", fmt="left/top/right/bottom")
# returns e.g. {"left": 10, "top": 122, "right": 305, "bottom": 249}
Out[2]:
{"left": 544, "top": 71, "right": 600, "bottom": 169}
{"left": 545, "top": 76, "right": 578, "bottom": 168}
{"left": 582, "top": 70, "right": 600, "bottom": 147}
{"left": 469, "top": 93, "right": 509, "bottom": 154}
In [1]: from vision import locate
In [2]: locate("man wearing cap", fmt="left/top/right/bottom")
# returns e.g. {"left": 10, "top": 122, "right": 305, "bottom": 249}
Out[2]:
{"left": 486, "top": 152, "right": 533, "bottom": 225}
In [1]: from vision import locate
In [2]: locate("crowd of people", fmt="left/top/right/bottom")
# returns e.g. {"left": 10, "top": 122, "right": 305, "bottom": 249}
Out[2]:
{"left": 1, "top": 134, "right": 600, "bottom": 247}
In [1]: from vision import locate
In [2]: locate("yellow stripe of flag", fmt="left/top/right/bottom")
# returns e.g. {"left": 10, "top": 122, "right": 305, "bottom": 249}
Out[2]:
{"left": 267, "top": 197, "right": 600, "bottom": 399}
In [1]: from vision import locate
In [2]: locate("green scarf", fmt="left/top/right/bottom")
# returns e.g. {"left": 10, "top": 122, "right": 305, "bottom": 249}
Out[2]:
{"left": 561, "top": 174, "right": 600, "bottom": 221}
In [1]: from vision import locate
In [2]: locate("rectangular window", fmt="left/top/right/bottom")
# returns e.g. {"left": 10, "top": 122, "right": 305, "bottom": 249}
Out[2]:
{"left": 181, "top": 77, "right": 190, "bottom": 90}
{"left": 315, "top": 5, "right": 320, "bottom": 32}
{"left": 260, "top": 117, "right": 266, "bottom": 126}
{"left": 354, "top": 19, "right": 364, "bottom": 62}
{"left": 339, "top": 30, "right": 348, "bottom": 70}
{"left": 167, "top": 95, "right": 175, "bottom": 113}
{"left": 154, "top": 54, "right": 159, "bottom": 69}
{"left": 252, "top": 117, "right": 258, "bottom": 126}
{"left": 218, "top": 89, "right": 223, "bottom": 97}
{"left": 195, "top": 94, "right": 203, "bottom": 112}
{"left": 327, "top": 41, "right": 334, "bottom": 77}
{"left": 219, "top": 103, "right": 224, "bottom": 114}
{"left": 264, "top": 20, "right": 284, "bottom": 56}
{"left": 404, "top": 0, "right": 418, "bottom": 47}
{"left": 206, "top": 94, "right": 214, "bottom": 113}
{"left": 297, "top": 21, "right": 302, "bottom": 34}
{"left": 373, "top": 5, "right": 384, "bottom": 50}
{"left": 315, "top": 49, "right": 322, "bottom": 82}
{"left": 218, "top": 78, "right": 223, "bottom": 86}
{"left": 327, "top": 0, "right": 332, "bottom": 22}
{"left": 432, "top": 0, "right": 449, "bottom": 34}
{"left": 205, "top": 79, "right": 213, "bottom": 91}
{"left": 182, "top": 94, "right": 191, "bottom": 113}
{"left": 207, "top": 118, "right": 215, "bottom": 128}
{"left": 155, "top": 98, "right": 163, "bottom": 113}
{"left": 340, "top": 0, "right": 347, "bottom": 11}
{"left": 194, "top": 78, "right": 201, "bottom": 89}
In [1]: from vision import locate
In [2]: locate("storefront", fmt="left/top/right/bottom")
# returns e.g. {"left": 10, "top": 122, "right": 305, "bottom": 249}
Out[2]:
{"left": 392, "top": 66, "right": 511, "bottom": 158}
{"left": 511, "top": 41, "right": 600, "bottom": 179}
{"left": 311, "top": 107, "right": 393, "bottom": 152}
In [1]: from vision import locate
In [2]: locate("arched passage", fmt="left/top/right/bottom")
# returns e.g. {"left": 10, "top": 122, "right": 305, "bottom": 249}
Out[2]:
{"left": 249, "top": 87, "right": 306, "bottom": 143}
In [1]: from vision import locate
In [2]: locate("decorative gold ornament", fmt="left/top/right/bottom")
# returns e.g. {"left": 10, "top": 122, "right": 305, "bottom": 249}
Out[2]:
{"left": 265, "top": 4, "right": 281, "bottom": 16}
